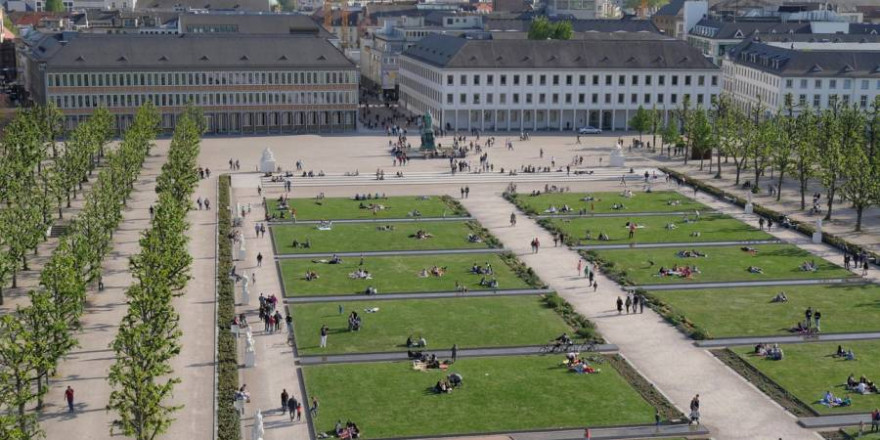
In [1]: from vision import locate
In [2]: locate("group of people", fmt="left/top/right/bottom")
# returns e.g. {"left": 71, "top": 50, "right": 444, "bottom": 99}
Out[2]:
{"left": 835, "top": 345, "right": 857, "bottom": 361}
{"left": 656, "top": 265, "right": 700, "bottom": 278}
{"left": 799, "top": 260, "right": 818, "bottom": 272}
{"left": 564, "top": 351, "right": 599, "bottom": 375}
{"left": 616, "top": 294, "right": 647, "bottom": 314}
{"left": 258, "top": 294, "right": 284, "bottom": 334}
{"left": 583, "top": 230, "right": 610, "bottom": 241}
{"left": 820, "top": 390, "right": 852, "bottom": 408}
{"left": 433, "top": 373, "right": 463, "bottom": 394}
{"left": 418, "top": 266, "right": 446, "bottom": 278}
{"left": 846, "top": 373, "right": 878, "bottom": 394}
{"left": 334, "top": 420, "right": 361, "bottom": 439}
{"left": 347, "top": 311, "right": 363, "bottom": 332}
{"left": 753, "top": 343, "right": 784, "bottom": 360}
{"left": 348, "top": 268, "right": 372, "bottom": 280}
{"left": 412, "top": 230, "right": 433, "bottom": 240}
{"left": 790, "top": 307, "right": 822, "bottom": 333}
{"left": 843, "top": 251, "right": 872, "bottom": 276}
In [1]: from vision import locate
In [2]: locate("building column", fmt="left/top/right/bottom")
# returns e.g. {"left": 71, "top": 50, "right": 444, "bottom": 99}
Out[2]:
{"left": 532, "top": 109, "right": 537, "bottom": 132}
{"left": 612, "top": 111, "right": 616, "bottom": 131}
{"left": 625, "top": 109, "right": 629, "bottom": 130}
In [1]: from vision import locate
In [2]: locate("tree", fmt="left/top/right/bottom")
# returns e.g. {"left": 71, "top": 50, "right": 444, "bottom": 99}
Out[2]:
{"left": 649, "top": 105, "right": 662, "bottom": 152}
{"left": 720, "top": 107, "right": 750, "bottom": 186}
{"left": 818, "top": 106, "right": 846, "bottom": 220}
{"left": 660, "top": 121, "right": 679, "bottom": 158}
{"left": 793, "top": 106, "right": 819, "bottom": 210}
{"left": 45, "top": 0, "right": 65, "bottom": 12}
{"left": 0, "top": 314, "right": 43, "bottom": 439}
{"left": 675, "top": 95, "right": 692, "bottom": 163}
{"left": 688, "top": 106, "right": 713, "bottom": 170}
{"left": 771, "top": 96, "right": 797, "bottom": 201}
{"left": 629, "top": 106, "right": 651, "bottom": 144}
{"left": 551, "top": 20, "right": 573, "bottom": 40}
{"left": 527, "top": 17, "right": 572, "bottom": 40}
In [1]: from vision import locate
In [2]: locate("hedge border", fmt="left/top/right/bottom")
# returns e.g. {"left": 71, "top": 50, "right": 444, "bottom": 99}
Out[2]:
{"left": 660, "top": 167, "right": 880, "bottom": 266}
{"left": 541, "top": 292, "right": 603, "bottom": 342}
{"left": 498, "top": 252, "right": 547, "bottom": 289}
{"left": 216, "top": 175, "right": 241, "bottom": 440}
{"left": 606, "top": 354, "right": 685, "bottom": 423}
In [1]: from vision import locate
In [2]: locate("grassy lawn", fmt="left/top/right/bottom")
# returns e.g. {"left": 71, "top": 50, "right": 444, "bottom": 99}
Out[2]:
{"left": 651, "top": 284, "right": 880, "bottom": 338}
{"left": 548, "top": 213, "right": 772, "bottom": 245}
{"left": 843, "top": 429, "right": 880, "bottom": 438}
{"left": 280, "top": 253, "right": 530, "bottom": 297}
{"left": 733, "top": 341, "right": 880, "bottom": 414}
{"left": 512, "top": 191, "right": 707, "bottom": 215}
{"left": 272, "top": 221, "right": 489, "bottom": 254}
{"left": 291, "top": 296, "right": 571, "bottom": 355}
{"left": 266, "top": 195, "right": 465, "bottom": 221}
{"left": 304, "top": 355, "right": 656, "bottom": 438}
{"left": 595, "top": 244, "right": 853, "bottom": 285}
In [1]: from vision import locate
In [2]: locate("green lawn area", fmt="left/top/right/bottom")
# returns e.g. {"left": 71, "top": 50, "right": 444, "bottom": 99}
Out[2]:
{"left": 843, "top": 429, "right": 880, "bottom": 438}
{"left": 548, "top": 213, "right": 772, "bottom": 245}
{"left": 733, "top": 341, "right": 880, "bottom": 414}
{"left": 291, "top": 296, "right": 571, "bottom": 355}
{"left": 272, "top": 221, "right": 489, "bottom": 254}
{"left": 512, "top": 191, "right": 707, "bottom": 215}
{"left": 596, "top": 244, "right": 853, "bottom": 285}
{"left": 651, "top": 284, "right": 880, "bottom": 338}
{"left": 304, "top": 355, "right": 656, "bottom": 438}
{"left": 280, "top": 253, "right": 530, "bottom": 297}
{"left": 266, "top": 195, "right": 465, "bottom": 221}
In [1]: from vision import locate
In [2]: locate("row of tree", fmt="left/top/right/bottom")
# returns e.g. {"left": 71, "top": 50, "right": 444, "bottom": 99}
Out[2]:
{"left": 0, "top": 104, "right": 159, "bottom": 440}
{"left": 630, "top": 95, "right": 880, "bottom": 231}
{"left": 107, "top": 108, "right": 202, "bottom": 440}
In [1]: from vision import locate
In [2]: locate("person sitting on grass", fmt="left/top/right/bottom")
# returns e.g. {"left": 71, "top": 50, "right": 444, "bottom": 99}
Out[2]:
{"left": 376, "top": 224, "right": 395, "bottom": 231}
{"left": 741, "top": 246, "right": 758, "bottom": 255}
{"left": 430, "top": 266, "right": 445, "bottom": 277}
{"left": 611, "top": 203, "right": 626, "bottom": 210}
{"left": 848, "top": 374, "right": 859, "bottom": 389}
{"left": 598, "top": 232, "right": 610, "bottom": 241}
{"left": 412, "top": 230, "right": 433, "bottom": 240}
{"left": 363, "top": 286, "right": 377, "bottom": 295}
{"left": 584, "top": 230, "right": 593, "bottom": 240}
{"left": 665, "top": 223, "right": 678, "bottom": 230}
{"left": 800, "top": 260, "right": 818, "bottom": 272}
{"left": 790, "top": 321, "right": 809, "bottom": 333}
{"left": 846, "top": 349, "right": 857, "bottom": 361}
{"left": 690, "top": 231, "right": 702, "bottom": 237}
{"left": 766, "top": 344, "right": 784, "bottom": 360}
{"left": 748, "top": 266, "right": 764, "bottom": 274}
{"left": 304, "top": 270, "right": 319, "bottom": 281}
{"left": 418, "top": 268, "right": 430, "bottom": 278}
{"left": 836, "top": 345, "right": 846, "bottom": 358}
{"left": 408, "top": 209, "right": 422, "bottom": 217}
{"left": 467, "top": 233, "right": 483, "bottom": 243}
{"left": 479, "top": 277, "right": 499, "bottom": 288}
{"left": 821, "top": 391, "right": 851, "bottom": 407}
{"left": 771, "top": 292, "right": 789, "bottom": 303}
{"left": 348, "top": 268, "right": 371, "bottom": 280}
{"left": 448, "top": 373, "right": 463, "bottom": 388}
{"left": 434, "top": 379, "right": 452, "bottom": 394}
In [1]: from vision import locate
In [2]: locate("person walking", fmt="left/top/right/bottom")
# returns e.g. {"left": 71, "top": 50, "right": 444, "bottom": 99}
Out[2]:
{"left": 863, "top": 261, "right": 870, "bottom": 276}
{"left": 588, "top": 270, "right": 594, "bottom": 284}
{"left": 616, "top": 297, "right": 623, "bottom": 314}
{"left": 758, "top": 217, "right": 765, "bottom": 230}
{"left": 814, "top": 310, "right": 822, "bottom": 332}
{"left": 632, "top": 295, "right": 639, "bottom": 312}
{"left": 845, "top": 254, "right": 851, "bottom": 270}
{"left": 204, "top": 199, "right": 210, "bottom": 210}
{"left": 805, "top": 307, "right": 813, "bottom": 329}
{"left": 871, "top": 408, "right": 880, "bottom": 432}
{"left": 65, "top": 386, "right": 75, "bottom": 412}
{"left": 287, "top": 397, "right": 298, "bottom": 422}
{"left": 257, "top": 252, "right": 263, "bottom": 267}
{"left": 296, "top": 400, "right": 303, "bottom": 421}
{"left": 510, "top": 212, "right": 516, "bottom": 227}
{"left": 593, "top": 281, "right": 598, "bottom": 292}
{"left": 625, "top": 296, "right": 632, "bottom": 314}
{"left": 281, "top": 389, "right": 290, "bottom": 413}
{"left": 465, "top": 186, "right": 470, "bottom": 198}
{"left": 689, "top": 394, "right": 701, "bottom": 425}
{"left": 310, "top": 396, "right": 319, "bottom": 417}
{"left": 319, "top": 325, "right": 329, "bottom": 348}
{"left": 460, "top": 187, "right": 465, "bottom": 199}
{"left": 577, "top": 260, "right": 583, "bottom": 277}
{"left": 534, "top": 237, "right": 540, "bottom": 253}
{"left": 451, "top": 344, "right": 458, "bottom": 363}
{"left": 639, "top": 294, "right": 646, "bottom": 313}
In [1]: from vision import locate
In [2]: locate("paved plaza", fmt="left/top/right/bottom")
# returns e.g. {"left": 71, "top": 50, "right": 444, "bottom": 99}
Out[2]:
{"left": 12, "top": 131, "right": 880, "bottom": 440}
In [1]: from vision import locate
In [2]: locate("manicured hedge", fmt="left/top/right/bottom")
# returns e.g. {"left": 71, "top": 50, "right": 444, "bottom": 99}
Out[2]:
{"left": 216, "top": 175, "right": 241, "bottom": 440}
{"left": 542, "top": 292, "right": 602, "bottom": 341}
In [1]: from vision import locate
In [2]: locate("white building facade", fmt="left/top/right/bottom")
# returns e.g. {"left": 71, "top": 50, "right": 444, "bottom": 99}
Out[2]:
{"left": 723, "top": 40, "right": 880, "bottom": 114}
{"left": 399, "top": 34, "right": 721, "bottom": 132}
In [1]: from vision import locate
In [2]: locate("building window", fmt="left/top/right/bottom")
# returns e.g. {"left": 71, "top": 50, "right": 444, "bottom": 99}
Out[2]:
{"left": 487, "top": 75, "right": 493, "bottom": 86}
{"left": 672, "top": 75, "right": 678, "bottom": 86}
{"left": 578, "top": 93, "right": 585, "bottom": 104}
{"left": 799, "top": 94, "right": 806, "bottom": 106}
{"left": 829, "top": 79, "right": 836, "bottom": 89}
{"left": 671, "top": 94, "right": 678, "bottom": 104}
{"left": 474, "top": 75, "right": 480, "bottom": 86}
{"left": 618, "top": 93, "right": 624, "bottom": 104}
{"left": 785, "top": 79, "right": 793, "bottom": 88}
{"left": 862, "top": 80, "right": 869, "bottom": 90}
{"left": 526, "top": 75, "right": 533, "bottom": 86}
{"left": 513, "top": 94, "right": 520, "bottom": 104}
{"left": 631, "top": 75, "right": 639, "bottom": 86}
{"left": 815, "top": 79, "right": 822, "bottom": 88}
{"left": 697, "top": 94, "right": 704, "bottom": 105}
{"left": 552, "top": 75, "right": 559, "bottom": 85}
{"left": 500, "top": 75, "right": 507, "bottom": 85}
{"left": 552, "top": 93, "right": 558, "bottom": 104}
{"left": 645, "top": 75, "right": 652, "bottom": 86}
{"left": 592, "top": 93, "right": 598, "bottom": 104}
{"left": 460, "top": 75, "right": 467, "bottom": 85}
{"left": 579, "top": 75, "right": 585, "bottom": 86}
{"left": 631, "top": 94, "right": 638, "bottom": 104}
{"left": 592, "top": 75, "right": 599, "bottom": 86}
{"left": 539, "top": 75, "right": 546, "bottom": 86}
{"left": 460, "top": 93, "right": 466, "bottom": 104}
{"left": 813, "top": 95, "right": 821, "bottom": 107}
{"left": 659, "top": 75, "right": 665, "bottom": 86}
{"left": 644, "top": 94, "right": 651, "bottom": 104}
{"left": 500, "top": 94, "right": 506, "bottom": 104}
{"left": 658, "top": 94, "right": 664, "bottom": 104}
{"left": 513, "top": 75, "right": 520, "bottom": 85}
{"left": 844, "top": 79, "right": 851, "bottom": 89}
{"left": 605, "top": 75, "right": 612, "bottom": 86}
{"left": 447, "top": 94, "right": 453, "bottom": 104}
{"left": 486, "top": 94, "right": 493, "bottom": 104}
{"left": 698, "top": 75, "right": 705, "bottom": 86}
{"left": 539, "top": 93, "right": 546, "bottom": 104}
{"left": 526, "top": 93, "right": 533, "bottom": 104}
{"left": 685, "top": 75, "right": 692, "bottom": 86}
{"left": 618, "top": 75, "right": 625, "bottom": 86}
{"left": 861, "top": 95, "right": 868, "bottom": 108}
{"left": 605, "top": 93, "right": 611, "bottom": 103}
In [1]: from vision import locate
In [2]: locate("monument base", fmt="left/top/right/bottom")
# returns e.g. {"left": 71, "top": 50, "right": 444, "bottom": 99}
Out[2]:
{"left": 609, "top": 154, "right": 625, "bottom": 167}
{"left": 245, "top": 350, "right": 256, "bottom": 367}
{"left": 744, "top": 203, "right": 753, "bottom": 214}
{"left": 812, "top": 232, "right": 822, "bottom": 244}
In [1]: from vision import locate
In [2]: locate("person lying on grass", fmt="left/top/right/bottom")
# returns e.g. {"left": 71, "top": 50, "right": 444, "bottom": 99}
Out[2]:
{"left": 411, "top": 230, "right": 433, "bottom": 239}
{"left": 479, "top": 277, "right": 498, "bottom": 288}
{"left": 771, "top": 292, "right": 788, "bottom": 303}
{"left": 657, "top": 265, "right": 700, "bottom": 278}
{"left": 741, "top": 246, "right": 758, "bottom": 254}
{"left": 348, "top": 268, "right": 371, "bottom": 280}
{"left": 291, "top": 238, "right": 312, "bottom": 249}
{"left": 677, "top": 249, "right": 707, "bottom": 258}
{"left": 564, "top": 352, "right": 599, "bottom": 374}
{"left": 748, "top": 266, "right": 764, "bottom": 274}
{"left": 311, "top": 255, "right": 343, "bottom": 264}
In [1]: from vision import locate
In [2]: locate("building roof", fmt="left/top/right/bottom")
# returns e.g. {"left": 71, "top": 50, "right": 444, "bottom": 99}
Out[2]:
{"left": 654, "top": 0, "right": 685, "bottom": 17}
{"left": 137, "top": 0, "right": 271, "bottom": 12}
{"left": 492, "top": 0, "right": 531, "bottom": 13}
{"left": 403, "top": 33, "right": 717, "bottom": 70}
{"left": 26, "top": 32, "right": 353, "bottom": 71}
{"left": 489, "top": 30, "right": 667, "bottom": 40}
{"left": 690, "top": 18, "right": 811, "bottom": 39}
{"left": 727, "top": 38, "right": 880, "bottom": 77}
{"left": 484, "top": 17, "right": 659, "bottom": 33}
{"left": 177, "top": 11, "right": 327, "bottom": 34}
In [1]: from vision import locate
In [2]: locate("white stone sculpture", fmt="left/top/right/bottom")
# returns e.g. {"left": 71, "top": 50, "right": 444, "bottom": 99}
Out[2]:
{"left": 609, "top": 141, "right": 626, "bottom": 167}
{"left": 259, "top": 148, "right": 277, "bottom": 173}
{"left": 744, "top": 191, "right": 754, "bottom": 214}
{"left": 245, "top": 329, "right": 256, "bottom": 367}
{"left": 241, "top": 276, "right": 250, "bottom": 305}
{"left": 813, "top": 218, "right": 823, "bottom": 244}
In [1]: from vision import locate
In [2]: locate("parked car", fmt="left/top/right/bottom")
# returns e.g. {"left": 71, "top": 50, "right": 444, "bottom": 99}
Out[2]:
{"left": 578, "top": 126, "right": 602, "bottom": 134}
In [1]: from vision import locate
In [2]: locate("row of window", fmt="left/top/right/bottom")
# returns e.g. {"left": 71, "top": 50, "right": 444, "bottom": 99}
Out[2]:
{"left": 785, "top": 78, "right": 880, "bottom": 91}
{"left": 445, "top": 91, "right": 715, "bottom": 106}
{"left": 50, "top": 90, "right": 357, "bottom": 109}
{"left": 446, "top": 72, "right": 719, "bottom": 88}
{"left": 47, "top": 70, "right": 358, "bottom": 88}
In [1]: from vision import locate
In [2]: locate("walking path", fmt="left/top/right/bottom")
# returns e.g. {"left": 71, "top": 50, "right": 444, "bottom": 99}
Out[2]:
{"left": 636, "top": 277, "right": 863, "bottom": 291}
{"left": 695, "top": 331, "right": 880, "bottom": 348}
{"left": 274, "top": 248, "right": 506, "bottom": 259}
{"left": 39, "top": 146, "right": 175, "bottom": 440}
{"left": 284, "top": 288, "right": 552, "bottom": 304}
{"left": 459, "top": 191, "right": 819, "bottom": 440}
{"left": 231, "top": 181, "right": 310, "bottom": 440}
{"left": 571, "top": 239, "right": 782, "bottom": 251}
{"left": 298, "top": 344, "right": 619, "bottom": 365}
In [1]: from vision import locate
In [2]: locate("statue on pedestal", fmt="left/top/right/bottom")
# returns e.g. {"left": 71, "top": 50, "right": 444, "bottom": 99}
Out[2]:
{"left": 259, "top": 148, "right": 277, "bottom": 173}
{"left": 420, "top": 113, "right": 436, "bottom": 150}
{"left": 609, "top": 141, "right": 626, "bottom": 167}
{"left": 813, "top": 218, "right": 823, "bottom": 244}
